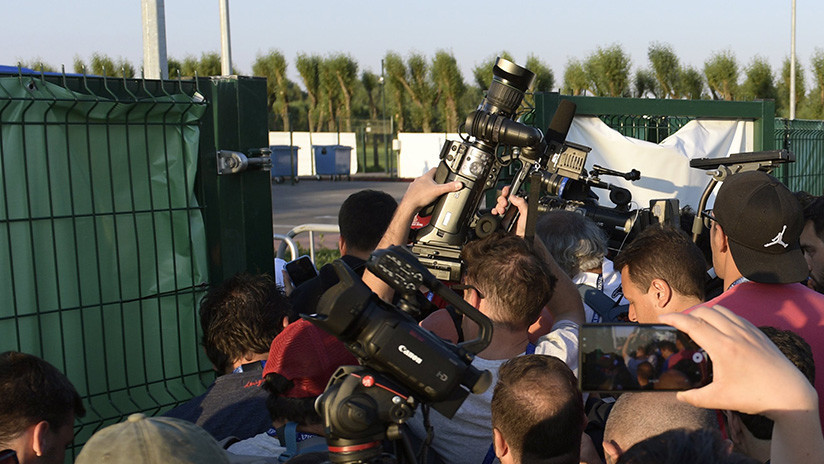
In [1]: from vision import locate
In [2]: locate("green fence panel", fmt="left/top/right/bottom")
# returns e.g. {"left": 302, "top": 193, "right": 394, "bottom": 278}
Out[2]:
{"left": 0, "top": 74, "right": 212, "bottom": 454}
{"left": 774, "top": 118, "right": 824, "bottom": 195}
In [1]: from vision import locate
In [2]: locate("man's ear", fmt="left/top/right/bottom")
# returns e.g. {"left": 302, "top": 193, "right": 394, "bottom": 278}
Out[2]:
{"left": 338, "top": 236, "right": 346, "bottom": 254}
{"left": 714, "top": 224, "right": 730, "bottom": 254}
{"left": 649, "top": 278, "right": 672, "bottom": 309}
{"left": 724, "top": 409, "right": 745, "bottom": 446}
{"left": 31, "top": 420, "right": 50, "bottom": 457}
{"left": 603, "top": 439, "right": 623, "bottom": 464}
{"left": 493, "top": 428, "right": 510, "bottom": 460}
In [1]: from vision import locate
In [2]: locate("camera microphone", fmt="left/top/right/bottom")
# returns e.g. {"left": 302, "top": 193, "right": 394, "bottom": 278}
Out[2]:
{"left": 546, "top": 100, "right": 577, "bottom": 154}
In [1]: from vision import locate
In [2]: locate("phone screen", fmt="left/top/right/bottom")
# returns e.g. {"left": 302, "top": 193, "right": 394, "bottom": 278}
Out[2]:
{"left": 285, "top": 255, "right": 319, "bottom": 287}
{"left": 579, "top": 323, "right": 711, "bottom": 393}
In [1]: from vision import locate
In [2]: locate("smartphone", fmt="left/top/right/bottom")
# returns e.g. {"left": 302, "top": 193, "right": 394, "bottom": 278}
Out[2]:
{"left": 579, "top": 323, "right": 712, "bottom": 393}
{"left": 0, "top": 450, "right": 19, "bottom": 464}
{"left": 285, "top": 255, "right": 319, "bottom": 287}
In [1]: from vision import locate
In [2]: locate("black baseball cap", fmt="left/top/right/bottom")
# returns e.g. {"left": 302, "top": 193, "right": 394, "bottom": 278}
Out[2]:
{"left": 713, "top": 171, "right": 807, "bottom": 284}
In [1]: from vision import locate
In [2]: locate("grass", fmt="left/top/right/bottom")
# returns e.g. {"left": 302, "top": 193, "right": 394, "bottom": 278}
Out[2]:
{"left": 298, "top": 243, "right": 341, "bottom": 270}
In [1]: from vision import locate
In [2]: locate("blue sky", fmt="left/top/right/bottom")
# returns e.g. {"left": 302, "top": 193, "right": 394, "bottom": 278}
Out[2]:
{"left": 3, "top": 1, "right": 822, "bottom": 88}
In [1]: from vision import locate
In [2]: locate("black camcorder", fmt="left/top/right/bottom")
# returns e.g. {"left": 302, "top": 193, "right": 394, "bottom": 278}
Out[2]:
{"left": 306, "top": 246, "right": 493, "bottom": 463}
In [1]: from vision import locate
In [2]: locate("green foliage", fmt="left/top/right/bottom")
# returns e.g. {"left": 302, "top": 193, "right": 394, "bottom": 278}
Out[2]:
{"left": 584, "top": 44, "right": 631, "bottom": 97}
{"left": 384, "top": 51, "right": 409, "bottom": 132}
{"left": 296, "top": 53, "right": 322, "bottom": 132}
{"left": 676, "top": 66, "right": 705, "bottom": 100}
{"left": 432, "top": 50, "right": 466, "bottom": 133}
{"left": 648, "top": 42, "right": 679, "bottom": 98}
{"left": 704, "top": 50, "right": 739, "bottom": 101}
{"left": 167, "top": 57, "right": 183, "bottom": 78}
{"left": 361, "top": 70, "right": 380, "bottom": 119}
{"left": 73, "top": 53, "right": 135, "bottom": 78}
{"left": 327, "top": 54, "right": 359, "bottom": 131}
{"left": 20, "top": 58, "right": 56, "bottom": 73}
{"left": 776, "top": 57, "right": 805, "bottom": 118}
{"left": 740, "top": 56, "right": 776, "bottom": 102}
{"left": 524, "top": 55, "right": 554, "bottom": 109}
{"left": 634, "top": 69, "right": 659, "bottom": 98}
{"left": 253, "top": 50, "right": 291, "bottom": 130}
{"left": 297, "top": 244, "right": 341, "bottom": 270}
{"left": 809, "top": 49, "right": 824, "bottom": 118}
{"left": 563, "top": 59, "right": 589, "bottom": 96}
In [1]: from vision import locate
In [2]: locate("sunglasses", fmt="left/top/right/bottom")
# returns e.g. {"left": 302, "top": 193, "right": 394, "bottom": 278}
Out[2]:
{"left": 700, "top": 209, "right": 717, "bottom": 229}
{"left": 451, "top": 283, "right": 485, "bottom": 300}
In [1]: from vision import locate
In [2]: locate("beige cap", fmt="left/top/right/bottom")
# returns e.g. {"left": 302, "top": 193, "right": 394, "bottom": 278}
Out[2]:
{"left": 75, "top": 413, "right": 230, "bottom": 464}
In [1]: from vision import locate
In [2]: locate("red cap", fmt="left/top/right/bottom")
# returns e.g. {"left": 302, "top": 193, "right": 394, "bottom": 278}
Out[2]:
{"left": 262, "top": 319, "right": 358, "bottom": 398}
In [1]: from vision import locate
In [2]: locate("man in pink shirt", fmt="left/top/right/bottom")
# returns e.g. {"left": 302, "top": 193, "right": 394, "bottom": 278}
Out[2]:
{"left": 699, "top": 170, "right": 824, "bottom": 424}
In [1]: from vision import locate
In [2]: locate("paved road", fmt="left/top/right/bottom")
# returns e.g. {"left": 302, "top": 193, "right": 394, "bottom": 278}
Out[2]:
{"left": 271, "top": 177, "right": 411, "bottom": 252}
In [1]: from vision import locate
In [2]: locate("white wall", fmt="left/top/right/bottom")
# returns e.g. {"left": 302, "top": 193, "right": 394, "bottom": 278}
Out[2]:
{"left": 397, "top": 132, "right": 459, "bottom": 178}
{"left": 268, "top": 132, "right": 358, "bottom": 176}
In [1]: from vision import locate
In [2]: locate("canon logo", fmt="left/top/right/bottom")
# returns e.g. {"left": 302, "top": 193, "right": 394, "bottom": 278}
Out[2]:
{"left": 398, "top": 345, "right": 423, "bottom": 364}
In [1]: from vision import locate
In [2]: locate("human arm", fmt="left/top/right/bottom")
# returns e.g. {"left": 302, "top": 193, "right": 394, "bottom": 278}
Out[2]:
{"left": 492, "top": 186, "right": 585, "bottom": 327}
{"left": 361, "top": 168, "right": 463, "bottom": 302}
{"left": 659, "top": 305, "right": 824, "bottom": 464}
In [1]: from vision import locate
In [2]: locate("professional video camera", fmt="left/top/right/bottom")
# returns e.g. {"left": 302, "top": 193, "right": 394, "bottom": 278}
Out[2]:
{"left": 306, "top": 246, "right": 493, "bottom": 463}
{"left": 408, "top": 57, "right": 679, "bottom": 271}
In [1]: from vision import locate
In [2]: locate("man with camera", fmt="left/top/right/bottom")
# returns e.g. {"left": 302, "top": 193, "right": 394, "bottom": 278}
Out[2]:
{"left": 362, "top": 169, "right": 585, "bottom": 463}
{"left": 700, "top": 170, "right": 824, "bottom": 425}
{"left": 801, "top": 195, "right": 824, "bottom": 295}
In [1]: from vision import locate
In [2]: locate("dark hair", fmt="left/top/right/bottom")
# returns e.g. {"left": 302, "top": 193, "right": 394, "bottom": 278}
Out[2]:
{"left": 0, "top": 351, "right": 86, "bottom": 445}
{"left": 618, "top": 429, "right": 757, "bottom": 464}
{"left": 735, "top": 326, "right": 816, "bottom": 440}
{"left": 338, "top": 190, "right": 398, "bottom": 253}
{"left": 462, "top": 233, "right": 556, "bottom": 329}
{"left": 613, "top": 225, "right": 707, "bottom": 301}
{"left": 200, "top": 273, "right": 294, "bottom": 374}
{"left": 803, "top": 195, "right": 824, "bottom": 238}
{"left": 262, "top": 373, "right": 321, "bottom": 426}
{"left": 492, "top": 355, "right": 583, "bottom": 464}
{"left": 658, "top": 340, "right": 677, "bottom": 354}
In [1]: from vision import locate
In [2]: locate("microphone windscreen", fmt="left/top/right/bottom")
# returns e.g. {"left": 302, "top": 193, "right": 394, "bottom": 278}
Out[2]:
{"left": 545, "top": 100, "right": 577, "bottom": 147}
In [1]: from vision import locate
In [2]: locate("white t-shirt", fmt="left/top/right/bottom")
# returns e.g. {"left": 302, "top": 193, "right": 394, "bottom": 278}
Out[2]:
{"left": 405, "top": 319, "right": 580, "bottom": 464}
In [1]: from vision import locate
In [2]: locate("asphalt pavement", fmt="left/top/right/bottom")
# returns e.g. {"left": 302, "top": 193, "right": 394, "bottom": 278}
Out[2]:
{"left": 271, "top": 176, "right": 411, "bottom": 251}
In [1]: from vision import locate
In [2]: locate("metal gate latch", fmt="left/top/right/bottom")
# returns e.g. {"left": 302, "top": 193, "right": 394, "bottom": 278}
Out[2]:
{"left": 216, "top": 148, "right": 272, "bottom": 175}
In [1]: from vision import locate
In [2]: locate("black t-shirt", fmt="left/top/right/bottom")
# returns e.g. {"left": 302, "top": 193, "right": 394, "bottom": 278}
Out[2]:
{"left": 289, "top": 255, "right": 367, "bottom": 315}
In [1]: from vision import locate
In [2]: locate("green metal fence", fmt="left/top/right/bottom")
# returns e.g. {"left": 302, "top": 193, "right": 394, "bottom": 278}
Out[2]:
{"left": 0, "top": 71, "right": 273, "bottom": 458}
{"left": 774, "top": 118, "right": 824, "bottom": 195}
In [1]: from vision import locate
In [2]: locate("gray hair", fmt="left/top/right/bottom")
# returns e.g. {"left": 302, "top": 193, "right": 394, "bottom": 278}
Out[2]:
{"left": 535, "top": 210, "right": 607, "bottom": 278}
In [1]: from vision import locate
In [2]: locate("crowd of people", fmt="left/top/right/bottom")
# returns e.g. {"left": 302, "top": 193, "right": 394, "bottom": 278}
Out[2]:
{"left": 2, "top": 168, "right": 824, "bottom": 464}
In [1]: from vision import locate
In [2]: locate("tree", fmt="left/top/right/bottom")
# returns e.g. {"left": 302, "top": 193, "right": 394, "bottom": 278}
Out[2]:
{"left": 432, "top": 50, "right": 465, "bottom": 133}
{"left": 296, "top": 54, "right": 322, "bottom": 133}
{"left": 404, "top": 53, "right": 434, "bottom": 132}
{"left": 648, "top": 42, "right": 680, "bottom": 98}
{"left": 584, "top": 44, "right": 631, "bottom": 97}
{"left": 563, "top": 59, "right": 589, "bottom": 96}
{"left": 634, "top": 69, "right": 659, "bottom": 98}
{"left": 361, "top": 71, "right": 380, "bottom": 120}
{"left": 776, "top": 57, "right": 805, "bottom": 118}
{"left": 327, "top": 54, "right": 358, "bottom": 132}
{"left": 704, "top": 50, "right": 739, "bottom": 101}
{"left": 524, "top": 55, "right": 554, "bottom": 108}
{"left": 383, "top": 52, "right": 408, "bottom": 132}
{"left": 676, "top": 66, "right": 704, "bottom": 100}
{"left": 740, "top": 56, "right": 777, "bottom": 102}
{"left": 252, "top": 50, "right": 292, "bottom": 131}
{"left": 319, "top": 57, "right": 342, "bottom": 131}
{"left": 167, "top": 57, "right": 183, "bottom": 78}
{"left": 20, "top": 58, "right": 55, "bottom": 73}
{"left": 809, "top": 49, "right": 824, "bottom": 118}
{"left": 472, "top": 52, "right": 515, "bottom": 90}
{"left": 73, "top": 53, "right": 135, "bottom": 77}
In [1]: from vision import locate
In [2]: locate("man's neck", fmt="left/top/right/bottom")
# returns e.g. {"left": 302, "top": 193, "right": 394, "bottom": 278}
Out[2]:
{"left": 476, "top": 323, "right": 530, "bottom": 360}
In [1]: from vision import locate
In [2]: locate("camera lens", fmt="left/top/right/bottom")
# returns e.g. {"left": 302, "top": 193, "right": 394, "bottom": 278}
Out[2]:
{"left": 482, "top": 58, "right": 535, "bottom": 116}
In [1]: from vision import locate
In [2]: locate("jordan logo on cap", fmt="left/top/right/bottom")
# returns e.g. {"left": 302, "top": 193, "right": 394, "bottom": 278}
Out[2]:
{"left": 764, "top": 225, "right": 789, "bottom": 249}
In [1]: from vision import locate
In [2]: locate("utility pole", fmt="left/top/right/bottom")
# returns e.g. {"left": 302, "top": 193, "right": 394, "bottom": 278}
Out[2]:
{"left": 790, "top": 0, "right": 797, "bottom": 120}
{"left": 141, "top": 0, "right": 168, "bottom": 79}
{"left": 219, "top": 0, "right": 233, "bottom": 75}
{"left": 380, "top": 59, "right": 388, "bottom": 172}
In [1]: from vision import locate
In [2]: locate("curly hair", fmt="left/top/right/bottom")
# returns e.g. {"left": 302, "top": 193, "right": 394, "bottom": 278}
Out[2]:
{"left": 536, "top": 210, "right": 607, "bottom": 278}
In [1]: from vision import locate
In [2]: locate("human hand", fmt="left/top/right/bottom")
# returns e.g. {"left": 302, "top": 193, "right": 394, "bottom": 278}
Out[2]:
{"left": 401, "top": 168, "right": 463, "bottom": 213}
{"left": 490, "top": 185, "right": 528, "bottom": 237}
{"left": 659, "top": 305, "right": 817, "bottom": 418}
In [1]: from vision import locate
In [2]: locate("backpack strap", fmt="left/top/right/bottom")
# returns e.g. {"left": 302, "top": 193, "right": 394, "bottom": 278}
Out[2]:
{"left": 445, "top": 305, "right": 465, "bottom": 344}
{"left": 277, "top": 422, "right": 299, "bottom": 463}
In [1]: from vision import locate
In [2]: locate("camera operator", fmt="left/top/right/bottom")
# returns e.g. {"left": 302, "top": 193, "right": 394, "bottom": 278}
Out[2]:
{"left": 361, "top": 170, "right": 584, "bottom": 463}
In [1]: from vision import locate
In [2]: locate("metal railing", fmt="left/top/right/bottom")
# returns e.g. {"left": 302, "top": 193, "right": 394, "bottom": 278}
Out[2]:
{"left": 275, "top": 223, "right": 340, "bottom": 263}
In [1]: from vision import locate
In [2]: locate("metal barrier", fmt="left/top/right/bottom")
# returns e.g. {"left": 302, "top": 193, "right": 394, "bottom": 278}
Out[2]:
{"left": 274, "top": 234, "right": 299, "bottom": 261}
{"left": 276, "top": 223, "right": 340, "bottom": 263}
{"left": 774, "top": 118, "right": 824, "bottom": 194}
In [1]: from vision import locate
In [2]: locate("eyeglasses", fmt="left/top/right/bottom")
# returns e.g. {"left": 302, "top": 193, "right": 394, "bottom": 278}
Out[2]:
{"left": 701, "top": 209, "right": 717, "bottom": 229}
{"left": 451, "top": 283, "right": 485, "bottom": 300}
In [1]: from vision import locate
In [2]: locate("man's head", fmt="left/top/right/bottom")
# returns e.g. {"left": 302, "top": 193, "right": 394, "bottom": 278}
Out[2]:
{"left": 613, "top": 225, "right": 706, "bottom": 322}
{"left": 0, "top": 351, "right": 86, "bottom": 464}
{"left": 491, "top": 354, "right": 584, "bottom": 464}
{"left": 337, "top": 189, "right": 398, "bottom": 257}
{"left": 536, "top": 210, "right": 607, "bottom": 278}
{"left": 801, "top": 196, "right": 824, "bottom": 293}
{"left": 709, "top": 171, "right": 807, "bottom": 285}
{"left": 200, "top": 273, "right": 294, "bottom": 374}
{"left": 462, "top": 233, "right": 556, "bottom": 330}
{"left": 726, "top": 326, "right": 815, "bottom": 460}
{"left": 603, "top": 392, "right": 718, "bottom": 464}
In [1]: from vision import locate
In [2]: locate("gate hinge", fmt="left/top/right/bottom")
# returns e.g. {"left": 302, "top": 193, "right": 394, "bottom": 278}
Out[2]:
{"left": 216, "top": 148, "right": 272, "bottom": 175}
